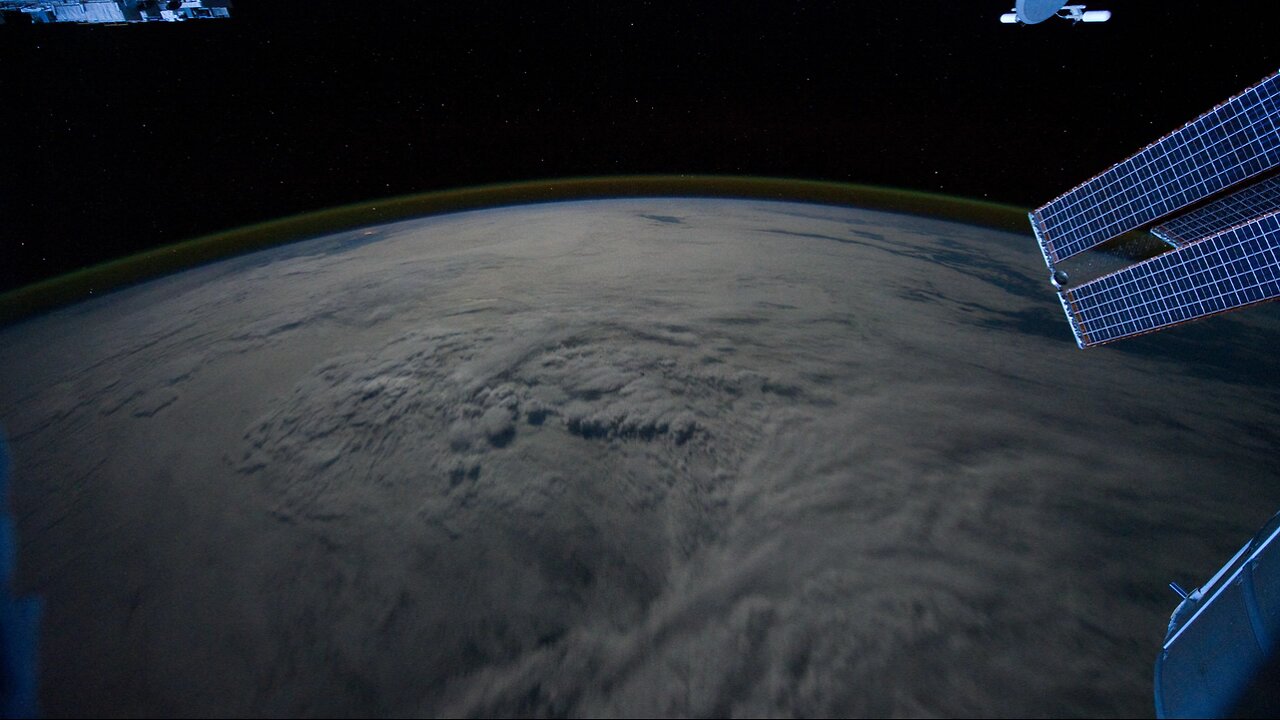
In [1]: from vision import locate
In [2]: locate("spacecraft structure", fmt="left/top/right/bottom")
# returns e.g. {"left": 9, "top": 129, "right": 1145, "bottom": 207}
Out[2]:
{"left": 1000, "top": 0, "right": 1110, "bottom": 25}
{"left": 1029, "top": 69, "right": 1280, "bottom": 347}
{"left": 1157, "top": 511, "right": 1280, "bottom": 718}
{"left": 0, "top": 0, "right": 230, "bottom": 24}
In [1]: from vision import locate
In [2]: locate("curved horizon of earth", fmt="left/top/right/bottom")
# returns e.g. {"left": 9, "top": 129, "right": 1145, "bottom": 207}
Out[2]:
{"left": 1, "top": 197, "right": 1279, "bottom": 717}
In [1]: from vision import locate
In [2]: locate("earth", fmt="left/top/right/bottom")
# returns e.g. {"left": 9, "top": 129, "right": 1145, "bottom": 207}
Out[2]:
{"left": 2, "top": 196, "right": 1279, "bottom": 717}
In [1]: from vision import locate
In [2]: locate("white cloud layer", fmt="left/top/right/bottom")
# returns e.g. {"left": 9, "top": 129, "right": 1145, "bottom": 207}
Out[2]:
{"left": 3, "top": 199, "right": 1280, "bottom": 716}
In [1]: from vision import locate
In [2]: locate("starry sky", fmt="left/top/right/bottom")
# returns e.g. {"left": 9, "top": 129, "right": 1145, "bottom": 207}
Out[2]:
{"left": 0, "top": 0, "right": 1275, "bottom": 293}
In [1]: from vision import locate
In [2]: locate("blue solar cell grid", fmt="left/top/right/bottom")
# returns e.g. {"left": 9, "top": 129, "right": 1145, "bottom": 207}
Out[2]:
{"left": 1033, "top": 71, "right": 1280, "bottom": 265}
{"left": 1153, "top": 175, "right": 1280, "bottom": 246}
{"left": 1062, "top": 210, "right": 1280, "bottom": 346}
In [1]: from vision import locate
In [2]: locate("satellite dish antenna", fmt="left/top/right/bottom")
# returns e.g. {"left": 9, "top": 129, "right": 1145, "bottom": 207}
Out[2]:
{"left": 1000, "top": 1, "right": 1111, "bottom": 24}
{"left": 1016, "top": 0, "right": 1066, "bottom": 24}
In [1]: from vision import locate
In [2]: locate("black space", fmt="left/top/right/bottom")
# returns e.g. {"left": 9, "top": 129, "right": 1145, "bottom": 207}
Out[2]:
{"left": 0, "top": 1, "right": 1275, "bottom": 293}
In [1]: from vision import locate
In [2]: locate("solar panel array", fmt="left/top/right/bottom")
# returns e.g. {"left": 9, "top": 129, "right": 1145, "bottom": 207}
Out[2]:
{"left": 1031, "top": 71, "right": 1280, "bottom": 265}
{"left": 1152, "top": 174, "right": 1280, "bottom": 246}
{"left": 1060, "top": 210, "right": 1280, "bottom": 347}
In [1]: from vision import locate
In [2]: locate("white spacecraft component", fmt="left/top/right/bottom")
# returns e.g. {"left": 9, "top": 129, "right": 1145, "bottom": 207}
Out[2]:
{"left": 1000, "top": 1, "right": 1110, "bottom": 24}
